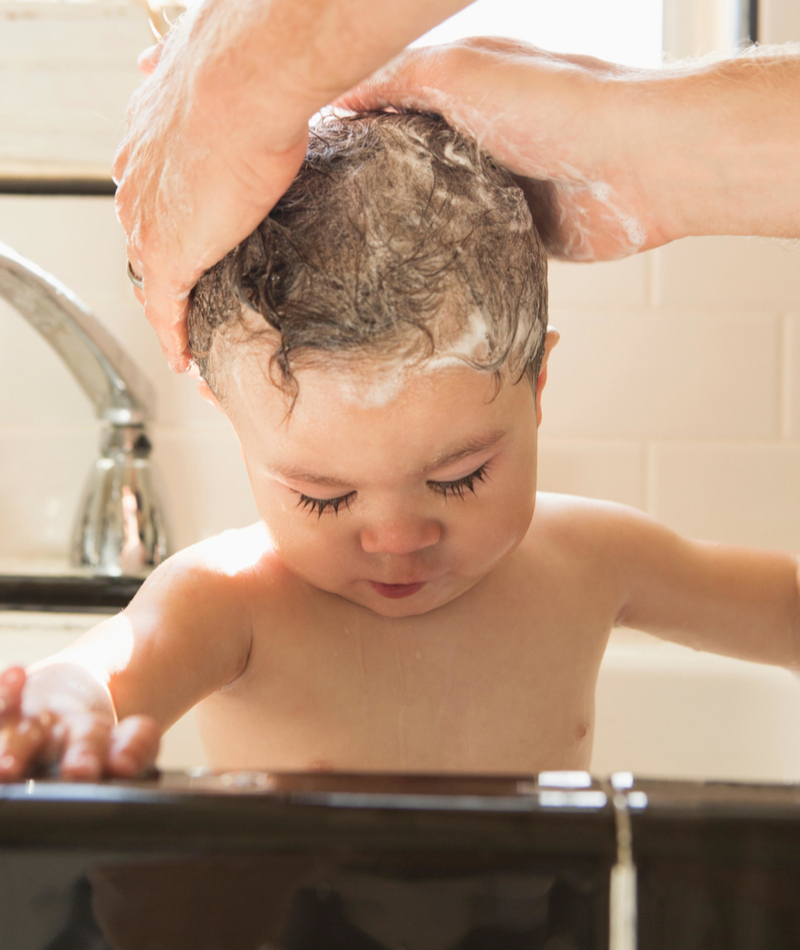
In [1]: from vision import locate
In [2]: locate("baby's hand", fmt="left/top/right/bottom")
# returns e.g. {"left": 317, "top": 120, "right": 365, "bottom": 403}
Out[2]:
{"left": 0, "top": 666, "right": 161, "bottom": 782}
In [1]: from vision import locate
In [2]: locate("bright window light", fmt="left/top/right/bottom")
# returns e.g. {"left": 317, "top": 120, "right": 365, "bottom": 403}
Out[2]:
{"left": 413, "top": 0, "right": 664, "bottom": 69}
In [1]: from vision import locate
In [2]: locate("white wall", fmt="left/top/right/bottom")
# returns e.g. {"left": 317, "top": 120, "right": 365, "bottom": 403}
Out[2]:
{"left": 1, "top": 194, "right": 799, "bottom": 562}
{"left": 0, "top": 196, "right": 257, "bottom": 559}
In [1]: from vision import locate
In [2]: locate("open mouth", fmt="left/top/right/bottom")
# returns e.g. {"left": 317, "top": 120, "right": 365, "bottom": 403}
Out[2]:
{"left": 369, "top": 581, "right": 426, "bottom": 599}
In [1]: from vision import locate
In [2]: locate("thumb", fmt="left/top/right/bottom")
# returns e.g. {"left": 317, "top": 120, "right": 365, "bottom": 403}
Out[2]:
{"left": 335, "top": 50, "right": 429, "bottom": 114}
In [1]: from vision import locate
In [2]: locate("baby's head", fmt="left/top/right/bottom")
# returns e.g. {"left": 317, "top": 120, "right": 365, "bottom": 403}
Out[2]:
{"left": 188, "top": 112, "right": 555, "bottom": 617}
{"left": 189, "top": 111, "right": 547, "bottom": 404}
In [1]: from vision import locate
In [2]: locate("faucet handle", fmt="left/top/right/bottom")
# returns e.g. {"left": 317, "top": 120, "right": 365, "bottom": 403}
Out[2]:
{"left": 71, "top": 425, "right": 168, "bottom": 578}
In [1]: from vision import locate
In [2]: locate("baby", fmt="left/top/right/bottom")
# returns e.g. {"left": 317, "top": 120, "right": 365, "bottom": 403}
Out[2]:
{"left": 1, "top": 112, "right": 798, "bottom": 781}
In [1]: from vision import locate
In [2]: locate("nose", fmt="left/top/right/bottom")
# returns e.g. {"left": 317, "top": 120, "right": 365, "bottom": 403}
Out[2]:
{"left": 359, "top": 514, "right": 441, "bottom": 556}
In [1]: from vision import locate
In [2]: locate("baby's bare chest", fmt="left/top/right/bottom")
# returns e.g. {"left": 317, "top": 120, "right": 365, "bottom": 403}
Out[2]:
{"left": 197, "top": 567, "right": 617, "bottom": 774}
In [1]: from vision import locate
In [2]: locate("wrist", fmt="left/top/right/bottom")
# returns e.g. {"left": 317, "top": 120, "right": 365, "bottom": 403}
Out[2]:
{"left": 616, "top": 52, "right": 800, "bottom": 243}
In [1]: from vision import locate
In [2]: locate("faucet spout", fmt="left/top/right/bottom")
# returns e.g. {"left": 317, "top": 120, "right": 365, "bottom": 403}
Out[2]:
{"left": 0, "top": 242, "right": 168, "bottom": 576}
{"left": 0, "top": 242, "right": 154, "bottom": 425}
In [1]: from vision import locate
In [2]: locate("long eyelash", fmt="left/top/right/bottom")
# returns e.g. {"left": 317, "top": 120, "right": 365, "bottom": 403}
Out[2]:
{"left": 430, "top": 463, "right": 489, "bottom": 500}
{"left": 296, "top": 492, "right": 355, "bottom": 518}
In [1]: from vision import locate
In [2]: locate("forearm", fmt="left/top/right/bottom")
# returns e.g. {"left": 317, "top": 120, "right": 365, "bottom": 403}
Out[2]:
{"left": 180, "top": 0, "right": 470, "bottom": 152}
{"left": 342, "top": 40, "right": 800, "bottom": 260}
{"left": 620, "top": 47, "right": 800, "bottom": 244}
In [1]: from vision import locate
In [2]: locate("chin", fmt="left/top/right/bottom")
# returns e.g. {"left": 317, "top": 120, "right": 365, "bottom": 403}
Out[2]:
{"left": 363, "top": 596, "right": 441, "bottom": 619}
{"left": 356, "top": 577, "right": 479, "bottom": 619}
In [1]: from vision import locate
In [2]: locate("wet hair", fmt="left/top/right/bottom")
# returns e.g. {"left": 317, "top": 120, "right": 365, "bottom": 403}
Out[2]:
{"left": 188, "top": 111, "right": 548, "bottom": 404}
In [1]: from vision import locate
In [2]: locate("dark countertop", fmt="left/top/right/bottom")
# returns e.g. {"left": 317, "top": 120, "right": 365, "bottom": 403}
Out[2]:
{"left": 0, "top": 770, "right": 616, "bottom": 854}
{"left": 4, "top": 772, "right": 800, "bottom": 950}
{"left": 0, "top": 574, "right": 142, "bottom": 612}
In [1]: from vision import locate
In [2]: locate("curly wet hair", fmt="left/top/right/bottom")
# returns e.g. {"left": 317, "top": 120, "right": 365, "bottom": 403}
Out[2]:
{"left": 188, "top": 111, "right": 548, "bottom": 403}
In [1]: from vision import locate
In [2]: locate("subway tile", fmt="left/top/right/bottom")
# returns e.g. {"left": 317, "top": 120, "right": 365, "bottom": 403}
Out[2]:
{"left": 0, "top": 299, "right": 95, "bottom": 427}
{"left": 653, "top": 236, "right": 800, "bottom": 311}
{"left": 0, "top": 426, "right": 97, "bottom": 558}
{"left": 785, "top": 315, "right": 800, "bottom": 440}
{"left": 0, "top": 205, "right": 227, "bottom": 429}
{"left": 543, "top": 310, "right": 780, "bottom": 439}
{"left": 536, "top": 438, "right": 647, "bottom": 509}
{"left": 150, "top": 428, "right": 259, "bottom": 554}
{"left": 1, "top": 68, "right": 137, "bottom": 131}
{"left": 548, "top": 254, "right": 649, "bottom": 309}
{"left": 0, "top": 197, "right": 128, "bottom": 306}
{"left": 650, "top": 443, "right": 800, "bottom": 551}
{"left": 0, "top": 5, "right": 151, "bottom": 67}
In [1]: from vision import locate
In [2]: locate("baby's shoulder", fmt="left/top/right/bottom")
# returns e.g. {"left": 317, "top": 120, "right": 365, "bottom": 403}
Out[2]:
{"left": 525, "top": 492, "right": 655, "bottom": 557}
{"left": 135, "top": 522, "right": 287, "bottom": 610}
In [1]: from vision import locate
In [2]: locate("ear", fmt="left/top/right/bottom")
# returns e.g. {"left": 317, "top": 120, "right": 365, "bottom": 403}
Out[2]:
{"left": 197, "top": 378, "right": 226, "bottom": 415}
{"left": 536, "top": 328, "right": 560, "bottom": 427}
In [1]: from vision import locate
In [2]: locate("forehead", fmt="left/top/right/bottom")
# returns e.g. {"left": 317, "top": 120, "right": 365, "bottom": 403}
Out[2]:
{"left": 224, "top": 356, "right": 532, "bottom": 472}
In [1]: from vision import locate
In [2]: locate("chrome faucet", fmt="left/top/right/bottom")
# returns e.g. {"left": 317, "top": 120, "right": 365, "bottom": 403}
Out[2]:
{"left": 0, "top": 242, "right": 168, "bottom": 577}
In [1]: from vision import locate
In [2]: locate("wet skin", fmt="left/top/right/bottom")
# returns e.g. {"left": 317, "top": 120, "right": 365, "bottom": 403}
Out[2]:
{"left": 3, "top": 331, "right": 800, "bottom": 778}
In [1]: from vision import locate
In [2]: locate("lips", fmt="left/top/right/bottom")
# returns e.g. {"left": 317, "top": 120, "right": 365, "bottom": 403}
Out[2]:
{"left": 369, "top": 581, "right": 426, "bottom": 599}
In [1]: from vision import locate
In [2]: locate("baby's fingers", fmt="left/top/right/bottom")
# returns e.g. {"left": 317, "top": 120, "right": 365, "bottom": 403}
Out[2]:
{"left": 60, "top": 712, "right": 114, "bottom": 781}
{"left": 0, "top": 667, "right": 26, "bottom": 724}
{"left": 107, "top": 716, "right": 161, "bottom": 778}
{"left": 0, "top": 713, "right": 52, "bottom": 781}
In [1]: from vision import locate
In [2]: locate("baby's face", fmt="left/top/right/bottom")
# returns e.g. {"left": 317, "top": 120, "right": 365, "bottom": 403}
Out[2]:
{"left": 222, "top": 351, "right": 547, "bottom": 618}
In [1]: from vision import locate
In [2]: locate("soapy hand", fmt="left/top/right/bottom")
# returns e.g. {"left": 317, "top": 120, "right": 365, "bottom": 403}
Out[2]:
{"left": 0, "top": 666, "right": 160, "bottom": 782}
{"left": 340, "top": 38, "right": 800, "bottom": 261}
{"left": 114, "top": 0, "right": 475, "bottom": 371}
{"left": 113, "top": 2, "right": 309, "bottom": 371}
{"left": 339, "top": 38, "right": 673, "bottom": 262}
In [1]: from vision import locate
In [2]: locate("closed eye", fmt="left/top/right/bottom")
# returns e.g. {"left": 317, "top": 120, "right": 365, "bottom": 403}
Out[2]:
{"left": 295, "top": 461, "right": 490, "bottom": 516}
{"left": 428, "top": 463, "right": 489, "bottom": 500}
{"left": 296, "top": 491, "right": 355, "bottom": 517}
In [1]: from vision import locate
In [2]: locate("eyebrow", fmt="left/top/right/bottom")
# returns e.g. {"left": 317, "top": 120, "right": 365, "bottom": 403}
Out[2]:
{"left": 419, "top": 428, "right": 507, "bottom": 475}
{"left": 271, "top": 429, "right": 507, "bottom": 490}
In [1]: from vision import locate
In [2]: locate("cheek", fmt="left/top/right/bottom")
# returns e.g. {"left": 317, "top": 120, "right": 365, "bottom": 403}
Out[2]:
{"left": 466, "top": 447, "right": 536, "bottom": 555}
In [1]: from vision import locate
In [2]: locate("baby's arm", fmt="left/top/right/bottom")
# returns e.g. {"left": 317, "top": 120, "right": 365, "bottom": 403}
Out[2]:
{"left": 0, "top": 536, "right": 258, "bottom": 781}
{"left": 605, "top": 504, "right": 800, "bottom": 669}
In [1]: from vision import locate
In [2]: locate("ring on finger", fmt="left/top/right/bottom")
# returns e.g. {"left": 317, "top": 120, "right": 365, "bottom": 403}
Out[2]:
{"left": 126, "top": 259, "right": 144, "bottom": 289}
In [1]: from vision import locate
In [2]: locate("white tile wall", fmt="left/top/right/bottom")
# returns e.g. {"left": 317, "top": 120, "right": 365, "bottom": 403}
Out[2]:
{"left": 653, "top": 236, "right": 800, "bottom": 311}
{"left": 0, "top": 196, "right": 253, "bottom": 560}
{"left": 1, "top": 199, "right": 799, "bottom": 561}
{"left": 542, "top": 309, "right": 781, "bottom": 440}
{"left": 0, "top": 1, "right": 150, "bottom": 170}
{"left": 651, "top": 443, "right": 800, "bottom": 552}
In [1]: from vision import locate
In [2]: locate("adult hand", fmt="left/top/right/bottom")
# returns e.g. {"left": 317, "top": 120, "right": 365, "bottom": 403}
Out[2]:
{"left": 0, "top": 665, "right": 160, "bottom": 782}
{"left": 113, "top": 10, "right": 309, "bottom": 371}
{"left": 114, "top": 0, "right": 471, "bottom": 371}
{"left": 341, "top": 38, "right": 800, "bottom": 261}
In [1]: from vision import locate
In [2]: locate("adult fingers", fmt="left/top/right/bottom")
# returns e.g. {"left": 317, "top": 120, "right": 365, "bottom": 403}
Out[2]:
{"left": 107, "top": 715, "right": 161, "bottom": 778}
{"left": 143, "top": 291, "right": 192, "bottom": 373}
{"left": 122, "top": 256, "right": 191, "bottom": 372}
{"left": 337, "top": 47, "right": 430, "bottom": 114}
